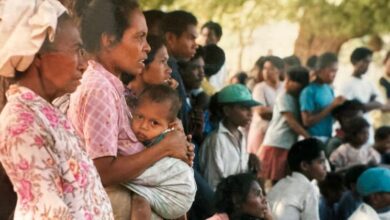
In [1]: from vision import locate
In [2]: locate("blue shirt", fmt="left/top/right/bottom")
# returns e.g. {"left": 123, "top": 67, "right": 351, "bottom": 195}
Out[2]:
{"left": 338, "top": 191, "right": 362, "bottom": 220}
{"left": 300, "top": 83, "right": 334, "bottom": 137}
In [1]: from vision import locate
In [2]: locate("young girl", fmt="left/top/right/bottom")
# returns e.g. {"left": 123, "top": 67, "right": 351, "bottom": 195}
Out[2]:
{"left": 259, "top": 66, "right": 310, "bottom": 183}
{"left": 208, "top": 173, "right": 273, "bottom": 220}
{"left": 199, "top": 84, "right": 261, "bottom": 190}
{"left": 247, "top": 56, "right": 285, "bottom": 155}
{"left": 329, "top": 116, "right": 381, "bottom": 171}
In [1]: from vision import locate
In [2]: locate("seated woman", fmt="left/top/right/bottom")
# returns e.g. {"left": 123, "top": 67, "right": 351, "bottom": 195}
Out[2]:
{"left": 0, "top": 1, "right": 113, "bottom": 219}
{"left": 208, "top": 173, "right": 272, "bottom": 220}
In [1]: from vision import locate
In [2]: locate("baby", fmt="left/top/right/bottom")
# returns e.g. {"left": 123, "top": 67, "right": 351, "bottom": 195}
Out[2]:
{"left": 122, "top": 84, "right": 196, "bottom": 219}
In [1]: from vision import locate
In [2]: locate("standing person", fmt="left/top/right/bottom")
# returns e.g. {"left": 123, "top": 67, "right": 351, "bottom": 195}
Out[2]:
{"left": 348, "top": 167, "right": 390, "bottom": 219}
{"left": 267, "top": 138, "right": 328, "bottom": 220}
{"left": 300, "top": 52, "right": 345, "bottom": 143}
{"left": 0, "top": 1, "right": 113, "bottom": 219}
{"left": 161, "top": 10, "right": 198, "bottom": 133}
{"left": 259, "top": 67, "right": 310, "bottom": 184}
{"left": 247, "top": 56, "right": 284, "bottom": 154}
{"left": 199, "top": 84, "right": 261, "bottom": 190}
{"left": 373, "top": 50, "right": 390, "bottom": 128}
{"left": 68, "top": 1, "right": 192, "bottom": 219}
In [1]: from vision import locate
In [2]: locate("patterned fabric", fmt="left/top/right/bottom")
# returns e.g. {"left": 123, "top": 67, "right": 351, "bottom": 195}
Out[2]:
{"left": 68, "top": 60, "right": 144, "bottom": 158}
{"left": 0, "top": 85, "right": 113, "bottom": 219}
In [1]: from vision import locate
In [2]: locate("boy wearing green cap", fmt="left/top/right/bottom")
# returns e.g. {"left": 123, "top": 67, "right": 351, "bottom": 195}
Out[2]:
{"left": 199, "top": 84, "right": 261, "bottom": 190}
{"left": 349, "top": 167, "right": 390, "bottom": 220}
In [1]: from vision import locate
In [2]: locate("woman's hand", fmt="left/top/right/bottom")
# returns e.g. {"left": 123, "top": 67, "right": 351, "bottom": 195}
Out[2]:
{"left": 160, "top": 130, "right": 194, "bottom": 166}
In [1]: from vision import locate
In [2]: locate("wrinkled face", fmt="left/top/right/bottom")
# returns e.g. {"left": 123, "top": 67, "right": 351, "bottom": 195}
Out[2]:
{"left": 305, "top": 151, "right": 327, "bottom": 181}
{"left": 170, "top": 25, "right": 198, "bottom": 61}
{"left": 41, "top": 19, "right": 86, "bottom": 98}
{"left": 318, "top": 62, "right": 338, "bottom": 84}
{"left": 199, "top": 27, "right": 219, "bottom": 46}
{"left": 131, "top": 99, "right": 171, "bottom": 142}
{"left": 223, "top": 104, "right": 252, "bottom": 127}
{"left": 109, "top": 9, "right": 151, "bottom": 75}
{"left": 262, "top": 61, "right": 280, "bottom": 84}
{"left": 354, "top": 56, "right": 372, "bottom": 76}
{"left": 142, "top": 46, "right": 172, "bottom": 85}
{"left": 240, "top": 181, "right": 268, "bottom": 218}
{"left": 182, "top": 57, "right": 205, "bottom": 90}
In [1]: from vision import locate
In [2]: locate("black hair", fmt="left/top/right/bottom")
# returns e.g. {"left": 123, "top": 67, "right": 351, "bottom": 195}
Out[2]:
{"left": 331, "top": 99, "right": 364, "bottom": 118}
{"left": 306, "top": 55, "right": 318, "bottom": 70}
{"left": 144, "top": 35, "right": 165, "bottom": 66}
{"left": 286, "top": 66, "right": 309, "bottom": 87}
{"left": 283, "top": 55, "right": 301, "bottom": 68}
{"left": 344, "top": 164, "right": 369, "bottom": 190}
{"left": 203, "top": 44, "right": 225, "bottom": 77}
{"left": 214, "top": 173, "right": 258, "bottom": 215}
{"left": 350, "top": 47, "right": 373, "bottom": 65}
{"left": 161, "top": 10, "right": 197, "bottom": 37}
{"left": 144, "top": 9, "right": 165, "bottom": 35}
{"left": 177, "top": 46, "right": 204, "bottom": 71}
{"left": 375, "top": 126, "right": 390, "bottom": 141}
{"left": 208, "top": 92, "right": 223, "bottom": 124}
{"left": 343, "top": 116, "right": 369, "bottom": 137}
{"left": 201, "top": 21, "right": 223, "bottom": 38}
{"left": 316, "top": 52, "right": 338, "bottom": 70}
{"left": 264, "top": 56, "right": 284, "bottom": 71}
{"left": 318, "top": 172, "right": 344, "bottom": 197}
{"left": 232, "top": 72, "right": 248, "bottom": 85}
{"left": 288, "top": 138, "right": 325, "bottom": 172}
{"left": 79, "top": 0, "right": 140, "bottom": 53}
{"left": 137, "top": 84, "right": 181, "bottom": 122}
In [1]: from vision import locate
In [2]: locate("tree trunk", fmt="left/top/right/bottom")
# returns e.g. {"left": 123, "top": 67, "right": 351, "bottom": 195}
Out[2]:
{"left": 294, "top": 22, "right": 350, "bottom": 64}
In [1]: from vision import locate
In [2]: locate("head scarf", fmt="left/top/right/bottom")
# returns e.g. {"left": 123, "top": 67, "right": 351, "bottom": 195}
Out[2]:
{"left": 0, "top": 0, "right": 66, "bottom": 77}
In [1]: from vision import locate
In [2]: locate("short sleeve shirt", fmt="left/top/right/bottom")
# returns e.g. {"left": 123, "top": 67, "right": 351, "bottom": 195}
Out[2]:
{"left": 68, "top": 60, "right": 144, "bottom": 159}
{"left": 263, "top": 92, "right": 300, "bottom": 149}
{"left": 300, "top": 83, "right": 335, "bottom": 137}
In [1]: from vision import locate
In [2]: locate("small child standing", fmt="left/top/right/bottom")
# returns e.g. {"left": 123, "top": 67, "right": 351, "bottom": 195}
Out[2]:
{"left": 259, "top": 66, "right": 310, "bottom": 183}
{"left": 267, "top": 138, "right": 327, "bottom": 220}
{"left": 122, "top": 84, "right": 196, "bottom": 219}
{"left": 329, "top": 116, "right": 381, "bottom": 172}
{"left": 373, "top": 126, "right": 390, "bottom": 164}
{"left": 199, "top": 84, "right": 261, "bottom": 190}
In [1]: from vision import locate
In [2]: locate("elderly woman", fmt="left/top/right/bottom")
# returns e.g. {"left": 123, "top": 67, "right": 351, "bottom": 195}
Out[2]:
{"left": 68, "top": 0, "right": 193, "bottom": 219}
{"left": 0, "top": 0, "right": 113, "bottom": 219}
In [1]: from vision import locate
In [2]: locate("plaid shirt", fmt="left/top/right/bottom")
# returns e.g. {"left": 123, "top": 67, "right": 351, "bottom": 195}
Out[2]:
{"left": 68, "top": 60, "right": 144, "bottom": 159}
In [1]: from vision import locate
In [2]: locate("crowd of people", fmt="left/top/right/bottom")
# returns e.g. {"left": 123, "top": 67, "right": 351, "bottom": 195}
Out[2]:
{"left": 0, "top": 0, "right": 389, "bottom": 220}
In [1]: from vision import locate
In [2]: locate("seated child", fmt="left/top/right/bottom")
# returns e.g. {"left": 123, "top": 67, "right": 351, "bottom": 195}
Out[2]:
{"left": 259, "top": 66, "right": 310, "bottom": 183}
{"left": 199, "top": 84, "right": 261, "bottom": 190}
{"left": 318, "top": 172, "right": 345, "bottom": 220}
{"left": 122, "top": 85, "right": 196, "bottom": 219}
{"left": 267, "top": 138, "right": 327, "bottom": 220}
{"left": 330, "top": 116, "right": 381, "bottom": 172}
{"left": 374, "top": 126, "right": 390, "bottom": 164}
{"left": 337, "top": 165, "right": 369, "bottom": 220}
{"left": 326, "top": 100, "right": 365, "bottom": 157}
{"left": 349, "top": 167, "right": 390, "bottom": 220}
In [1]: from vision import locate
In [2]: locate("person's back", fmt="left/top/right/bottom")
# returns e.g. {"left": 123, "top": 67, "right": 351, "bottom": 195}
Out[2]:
{"left": 122, "top": 85, "right": 196, "bottom": 219}
{"left": 267, "top": 138, "right": 327, "bottom": 220}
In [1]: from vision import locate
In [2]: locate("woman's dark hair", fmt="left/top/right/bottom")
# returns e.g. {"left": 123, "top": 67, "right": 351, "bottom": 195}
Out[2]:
{"left": 79, "top": 0, "right": 140, "bottom": 53}
{"left": 306, "top": 55, "right": 318, "bottom": 70}
{"left": 144, "top": 9, "right": 165, "bottom": 35}
{"left": 287, "top": 66, "right": 309, "bottom": 87}
{"left": 144, "top": 35, "right": 165, "bottom": 66}
{"left": 283, "top": 55, "right": 301, "bottom": 68}
{"left": 288, "top": 138, "right": 325, "bottom": 172}
{"left": 214, "top": 173, "right": 258, "bottom": 215}
{"left": 264, "top": 55, "right": 284, "bottom": 71}
{"left": 316, "top": 52, "right": 338, "bottom": 70}
{"left": 331, "top": 99, "right": 364, "bottom": 118}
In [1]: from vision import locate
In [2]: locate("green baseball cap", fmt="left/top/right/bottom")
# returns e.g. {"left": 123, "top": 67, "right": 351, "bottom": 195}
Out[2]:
{"left": 217, "top": 84, "right": 261, "bottom": 107}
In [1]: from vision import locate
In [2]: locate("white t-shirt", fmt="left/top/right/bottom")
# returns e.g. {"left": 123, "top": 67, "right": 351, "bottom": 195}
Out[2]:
{"left": 348, "top": 203, "right": 390, "bottom": 220}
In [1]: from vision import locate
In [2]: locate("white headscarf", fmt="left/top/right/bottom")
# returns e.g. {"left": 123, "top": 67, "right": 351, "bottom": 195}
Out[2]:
{"left": 0, "top": 0, "right": 66, "bottom": 77}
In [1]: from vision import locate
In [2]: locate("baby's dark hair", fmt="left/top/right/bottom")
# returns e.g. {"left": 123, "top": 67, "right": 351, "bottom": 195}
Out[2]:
{"left": 343, "top": 116, "right": 369, "bottom": 137}
{"left": 288, "top": 138, "right": 325, "bottom": 172}
{"left": 213, "top": 173, "right": 258, "bottom": 215}
{"left": 331, "top": 99, "right": 364, "bottom": 118}
{"left": 318, "top": 172, "right": 344, "bottom": 197}
{"left": 137, "top": 84, "right": 181, "bottom": 122}
{"left": 344, "top": 164, "right": 369, "bottom": 190}
{"left": 287, "top": 66, "right": 309, "bottom": 87}
{"left": 375, "top": 126, "right": 390, "bottom": 141}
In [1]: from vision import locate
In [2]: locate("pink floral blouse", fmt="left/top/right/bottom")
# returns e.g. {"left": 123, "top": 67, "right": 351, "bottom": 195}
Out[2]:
{"left": 0, "top": 85, "right": 113, "bottom": 219}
